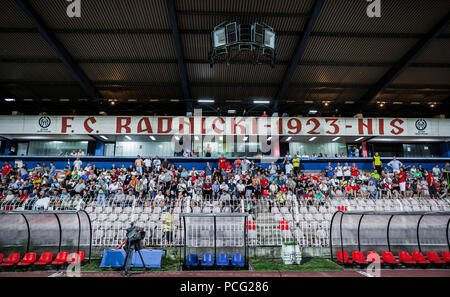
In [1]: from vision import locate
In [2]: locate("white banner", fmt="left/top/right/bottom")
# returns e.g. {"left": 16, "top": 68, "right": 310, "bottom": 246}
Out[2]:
{"left": 0, "top": 116, "right": 448, "bottom": 137}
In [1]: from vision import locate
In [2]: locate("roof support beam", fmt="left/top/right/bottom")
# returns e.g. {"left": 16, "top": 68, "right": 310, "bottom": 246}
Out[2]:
{"left": 166, "top": 0, "right": 192, "bottom": 112}
{"left": 3, "top": 57, "right": 450, "bottom": 68}
{"left": 176, "top": 10, "right": 309, "bottom": 18}
{"left": 359, "top": 12, "right": 450, "bottom": 110}
{"left": 3, "top": 80, "right": 450, "bottom": 91}
{"left": 275, "top": 0, "right": 325, "bottom": 110}
{"left": 3, "top": 27, "right": 450, "bottom": 39}
{"left": 14, "top": 0, "right": 100, "bottom": 99}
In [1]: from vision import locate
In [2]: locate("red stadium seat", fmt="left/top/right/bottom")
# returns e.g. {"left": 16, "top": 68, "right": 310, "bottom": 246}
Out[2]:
{"left": 34, "top": 252, "right": 53, "bottom": 266}
{"left": 411, "top": 252, "right": 430, "bottom": 264}
{"left": 382, "top": 252, "right": 399, "bottom": 264}
{"left": 246, "top": 221, "right": 256, "bottom": 230}
{"left": 352, "top": 251, "right": 368, "bottom": 264}
{"left": 51, "top": 252, "right": 69, "bottom": 265}
{"left": 337, "top": 251, "right": 352, "bottom": 264}
{"left": 441, "top": 252, "right": 450, "bottom": 263}
{"left": 67, "top": 251, "right": 85, "bottom": 264}
{"left": 17, "top": 252, "right": 37, "bottom": 266}
{"left": 0, "top": 253, "right": 3, "bottom": 263}
{"left": 278, "top": 220, "right": 289, "bottom": 230}
{"left": 0, "top": 253, "right": 21, "bottom": 267}
{"left": 398, "top": 251, "right": 415, "bottom": 264}
{"left": 426, "top": 252, "right": 445, "bottom": 264}
{"left": 367, "top": 251, "right": 383, "bottom": 263}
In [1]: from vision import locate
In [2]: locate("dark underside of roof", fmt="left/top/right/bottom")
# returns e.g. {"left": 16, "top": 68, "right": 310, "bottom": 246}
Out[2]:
{"left": 0, "top": 0, "right": 449, "bottom": 117}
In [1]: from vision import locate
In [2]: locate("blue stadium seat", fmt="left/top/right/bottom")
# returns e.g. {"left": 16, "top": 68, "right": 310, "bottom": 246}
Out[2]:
{"left": 201, "top": 254, "right": 214, "bottom": 266}
{"left": 231, "top": 253, "right": 245, "bottom": 266}
{"left": 216, "top": 253, "right": 229, "bottom": 266}
{"left": 186, "top": 254, "right": 199, "bottom": 266}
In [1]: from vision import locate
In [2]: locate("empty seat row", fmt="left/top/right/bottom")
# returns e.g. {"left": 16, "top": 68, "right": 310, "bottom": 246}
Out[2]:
{"left": 185, "top": 253, "right": 245, "bottom": 267}
{"left": 337, "top": 250, "right": 450, "bottom": 266}
{"left": 0, "top": 251, "right": 85, "bottom": 268}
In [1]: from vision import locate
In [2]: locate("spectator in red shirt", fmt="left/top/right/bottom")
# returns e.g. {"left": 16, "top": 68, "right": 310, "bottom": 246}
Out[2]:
{"left": 2, "top": 161, "right": 12, "bottom": 178}
{"left": 261, "top": 177, "right": 269, "bottom": 189}
{"left": 397, "top": 167, "right": 407, "bottom": 198}
{"left": 234, "top": 157, "right": 242, "bottom": 169}
{"left": 426, "top": 171, "right": 438, "bottom": 199}
{"left": 218, "top": 155, "right": 227, "bottom": 169}
{"left": 350, "top": 163, "right": 359, "bottom": 177}
{"left": 225, "top": 162, "right": 233, "bottom": 174}
{"left": 19, "top": 189, "right": 29, "bottom": 203}
{"left": 203, "top": 180, "right": 212, "bottom": 199}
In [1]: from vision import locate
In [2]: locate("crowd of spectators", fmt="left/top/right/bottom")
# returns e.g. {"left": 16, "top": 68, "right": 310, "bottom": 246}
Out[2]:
{"left": 1, "top": 153, "right": 449, "bottom": 214}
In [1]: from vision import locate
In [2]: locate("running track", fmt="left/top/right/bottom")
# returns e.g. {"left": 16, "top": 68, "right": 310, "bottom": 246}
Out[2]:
{"left": 1, "top": 270, "right": 449, "bottom": 277}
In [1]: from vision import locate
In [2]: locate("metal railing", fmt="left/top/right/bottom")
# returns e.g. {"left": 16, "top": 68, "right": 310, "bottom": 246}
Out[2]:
{"left": 1, "top": 195, "right": 450, "bottom": 248}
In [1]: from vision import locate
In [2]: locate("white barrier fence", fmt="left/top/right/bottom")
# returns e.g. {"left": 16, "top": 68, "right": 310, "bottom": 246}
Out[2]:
{"left": 2, "top": 197, "right": 450, "bottom": 248}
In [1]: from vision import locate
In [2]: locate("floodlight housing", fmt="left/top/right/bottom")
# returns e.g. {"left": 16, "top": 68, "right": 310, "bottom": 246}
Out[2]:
{"left": 209, "top": 21, "right": 276, "bottom": 68}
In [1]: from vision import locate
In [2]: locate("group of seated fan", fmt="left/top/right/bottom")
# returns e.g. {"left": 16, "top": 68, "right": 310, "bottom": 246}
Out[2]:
{"left": 0, "top": 251, "right": 84, "bottom": 269}
{"left": 337, "top": 250, "right": 450, "bottom": 267}
{"left": 1, "top": 157, "right": 448, "bottom": 214}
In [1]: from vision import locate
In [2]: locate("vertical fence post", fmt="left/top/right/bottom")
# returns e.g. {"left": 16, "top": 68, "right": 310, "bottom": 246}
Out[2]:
{"left": 244, "top": 214, "right": 248, "bottom": 268}
{"left": 54, "top": 213, "right": 62, "bottom": 253}
{"left": 446, "top": 217, "right": 450, "bottom": 250}
{"left": 82, "top": 210, "right": 93, "bottom": 263}
{"left": 357, "top": 214, "right": 365, "bottom": 252}
{"left": 76, "top": 212, "right": 82, "bottom": 253}
{"left": 417, "top": 214, "right": 425, "bottom": 253}
{"left": 387, "top": 214, "right": 394, "bottom": 252}
{"left": 339, "top": 212, "right": 345, "bottom": 262}
{"left": 329, "top": 211, "right": 340, "bottom": 262}
{"left": 183, "top": 215, "right": 186, "bottom": 267}
{"left": 20, "top": 214, "right": 31, "bottom": 254}
{"left": 214, "top": 215, "right": 217, "bottom": 263}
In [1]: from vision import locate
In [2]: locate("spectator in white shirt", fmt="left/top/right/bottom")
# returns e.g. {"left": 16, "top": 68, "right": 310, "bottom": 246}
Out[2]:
{"left": 73, "top": 157, "right": 82, "bottom": 171}
{"left": 432, "top": 165, "right": 441, "bottom": 179}
{"left": 153, "top": 156, "right": 161, "bottom": 171}
{"left": 387, "top": 157, "right": 403, "bottom": 173}
{"left": 285, "top": 160, "right": 293, "bottom": 175}
{"left": 74, "top": 180, "right": 86, "bottom": 193}
{"left": 269, "top": 162, "right": 277, "bottom": 175}
{"left": 343, "top": 163, "right": 351, "bottom": 180}
{"left": 154, "top": 190, "right": 165, "bottom": 207}
{"left": 144, "top": 157, "right": 152, "bottom": 170}
{"left": 108, "top": 181, "right": 120, "bottom": 193}
{"left": 335, "top": 163, "right": 343, "bottom": 180}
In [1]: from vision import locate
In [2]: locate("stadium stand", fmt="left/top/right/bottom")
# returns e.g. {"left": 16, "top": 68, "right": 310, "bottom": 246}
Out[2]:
{"left": 0, "top": 156, "right": 449, "bottom": 249}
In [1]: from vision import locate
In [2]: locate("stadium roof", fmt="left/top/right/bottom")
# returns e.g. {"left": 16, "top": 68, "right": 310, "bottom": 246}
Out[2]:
{"left": 1, "top": 0, "right": 449, "bottom": 117}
